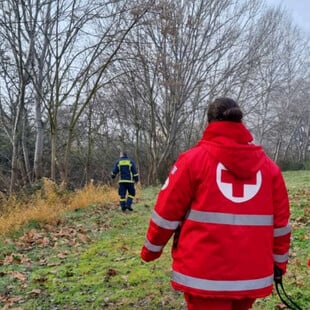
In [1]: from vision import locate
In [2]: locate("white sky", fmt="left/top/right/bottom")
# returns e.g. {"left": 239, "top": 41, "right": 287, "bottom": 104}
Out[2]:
{"left": 267, "top": 0, "right": 310, "bottom": 34}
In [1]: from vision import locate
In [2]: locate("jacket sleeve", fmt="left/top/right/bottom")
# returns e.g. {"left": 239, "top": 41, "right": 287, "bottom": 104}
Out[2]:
{"left": 272, "top": 165, "right": 291, "bottom": 274}
{"left": 131, "top": 160, "right": 139, "bottom": 182}
{"left": 141, "top": 153, "right": 195, "bottom": 262}
{"left": 111, "top": 160, "right": 119, "bottom": 178}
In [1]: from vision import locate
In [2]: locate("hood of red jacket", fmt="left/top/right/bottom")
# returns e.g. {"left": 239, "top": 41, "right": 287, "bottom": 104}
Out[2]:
{"left": 198, "top": 121, "right": 266, "bottom": 179}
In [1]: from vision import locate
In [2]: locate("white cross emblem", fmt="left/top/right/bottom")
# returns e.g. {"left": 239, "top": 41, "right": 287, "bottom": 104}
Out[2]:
{"left": 216, "top": 163, "right": 262, "bottom": 203}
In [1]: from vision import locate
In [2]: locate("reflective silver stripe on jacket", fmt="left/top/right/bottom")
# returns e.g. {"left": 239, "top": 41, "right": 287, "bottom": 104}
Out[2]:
{"left": 144, "top": 238, "right": 163, "bottom": 252}
{"left": 274, "top": 225, "right": 291, "bottom": 237}
{"left": 187, "top": 210, "right": 273, "bottom": 226}
{"left": 152, "top": 210, "right": 181, "bottom": 230}
{"left": 172, "top": 271, "right": 273, "bottom": 291}
{"left": 274, "top": 252, "right": 289, "bottom": 263}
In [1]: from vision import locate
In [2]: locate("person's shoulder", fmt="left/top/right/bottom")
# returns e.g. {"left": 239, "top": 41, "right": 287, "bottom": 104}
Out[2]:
{"left": 176, "top": 144, "right": 208, "bottom": 164}
{"left": 263, "top": 156, "right": 283, "bottom": 177}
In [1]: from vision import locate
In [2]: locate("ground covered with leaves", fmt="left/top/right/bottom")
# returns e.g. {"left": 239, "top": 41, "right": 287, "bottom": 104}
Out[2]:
{"left": 0, "top": 171, "right": 309, "bottom": 310}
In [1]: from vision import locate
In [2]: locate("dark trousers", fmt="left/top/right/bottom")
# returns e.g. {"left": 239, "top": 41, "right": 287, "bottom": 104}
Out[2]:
{"left": 118, "top": 183, "right": 136, "bottom": 210}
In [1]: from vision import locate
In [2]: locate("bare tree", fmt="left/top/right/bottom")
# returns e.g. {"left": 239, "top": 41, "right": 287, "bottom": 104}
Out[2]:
{"left": 247, "top": 16, "right": 310, "bottom": 165}
{"left": 108, "top": 0, "right": 269, "bottom": 183}
{"left": 0, "top": 0, "right": 38, "bottom": 193}
{"left": 26, "top": 0, "right": 153, "bottom": 185}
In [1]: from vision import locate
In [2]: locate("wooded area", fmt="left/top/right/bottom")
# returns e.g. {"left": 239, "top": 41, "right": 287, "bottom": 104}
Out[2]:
{"left": 0, "top": 0, "right": 309, "bottom": 194}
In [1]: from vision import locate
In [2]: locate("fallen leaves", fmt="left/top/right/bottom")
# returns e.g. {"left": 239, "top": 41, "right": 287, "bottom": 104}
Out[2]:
{"left": 7, "top": 271, "right": 27, "bottom": 282}
{"left": 10, "top": 224, "right": 92, "bottom": 252}
{"left": 2, "top": 253, "right": 32, "bottom": 266}
{"left": 0, "top": 295, "right": 24, "bottom": 306}
{"left": 16, "top": 229, "right": 50, "bottom": 248}
{"left": 0, "top": 217, "right": 96, "bottom": 309}
{"left": 104, "top": 268, "right": 118, "bottom": 282}
{"left": 28, "top": 288, "right": 42, "bottom": 297}
{"left": 57, "top": 250, "right": 69, "bottom": 259}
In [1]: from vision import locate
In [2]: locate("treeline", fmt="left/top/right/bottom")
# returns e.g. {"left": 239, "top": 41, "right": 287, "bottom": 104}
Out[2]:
{"left": 0, "top": 0, "right": 309, "bottom": 194}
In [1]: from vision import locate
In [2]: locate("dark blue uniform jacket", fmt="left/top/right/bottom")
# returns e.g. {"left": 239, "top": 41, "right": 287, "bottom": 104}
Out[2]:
{"left": 111, "top": 156, "right": 139, "bottom": 183}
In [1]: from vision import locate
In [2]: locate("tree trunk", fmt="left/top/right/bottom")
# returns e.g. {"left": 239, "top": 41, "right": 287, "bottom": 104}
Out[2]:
{"left": 50, "top": 124, "right": 57, "bottom": 181}
{"left": 22, "top": 109, "right": 32, "bottom": 184}
{"left": 10, "top": 96, "right": 24, "bottom": 194}
{"left": 34, "top": 117, "right": 44, "bottom": 181}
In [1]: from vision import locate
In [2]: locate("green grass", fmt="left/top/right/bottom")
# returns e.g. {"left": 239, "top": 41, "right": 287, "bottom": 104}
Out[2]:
{"left": 0, "top": 172, "right": 309, "bottom": 309}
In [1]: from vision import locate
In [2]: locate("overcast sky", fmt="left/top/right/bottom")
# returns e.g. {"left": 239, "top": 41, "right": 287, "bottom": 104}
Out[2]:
{"left": 267, "top": 0, "right": 310, "bottom": 34}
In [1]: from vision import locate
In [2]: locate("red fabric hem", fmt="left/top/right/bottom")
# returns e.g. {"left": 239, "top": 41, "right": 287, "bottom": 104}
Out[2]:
{"left": 171, "top": 281, "right": 273, "bottom": 299}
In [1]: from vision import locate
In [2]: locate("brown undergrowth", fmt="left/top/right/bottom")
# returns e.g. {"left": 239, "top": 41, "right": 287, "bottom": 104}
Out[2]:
{"left": 0, "top": 178, "right": 120, "bottom": 236}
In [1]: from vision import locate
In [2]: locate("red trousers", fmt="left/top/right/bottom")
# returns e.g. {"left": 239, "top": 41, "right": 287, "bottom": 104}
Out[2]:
{"left": 184, "top": 294, "right": 255, "bottom": 310}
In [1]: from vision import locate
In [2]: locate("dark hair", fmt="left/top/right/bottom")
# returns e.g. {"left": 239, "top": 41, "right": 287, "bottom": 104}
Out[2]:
{"left": 207, "top": 97, "right": 243, "bottom": 123}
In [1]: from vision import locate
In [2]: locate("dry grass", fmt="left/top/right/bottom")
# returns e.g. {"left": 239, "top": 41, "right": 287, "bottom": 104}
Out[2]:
{"left": 0, "top": 178, "right": 120, "bottom": 236}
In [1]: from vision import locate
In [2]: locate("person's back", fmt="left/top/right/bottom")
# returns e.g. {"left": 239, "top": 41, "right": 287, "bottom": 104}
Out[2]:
{"left": 141, "top": 97, "right": 291, "bottom": 310}
{"left": 170, "top": 118, "right": 289, "bottom": 300}
{"left": 112, "top": 153, "right": 138, "bottom": 183}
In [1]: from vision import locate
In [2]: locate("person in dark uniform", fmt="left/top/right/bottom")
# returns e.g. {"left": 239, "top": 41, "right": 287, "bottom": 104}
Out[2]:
{"left": 111, "top": 151, "right": 139, "bottom": 212}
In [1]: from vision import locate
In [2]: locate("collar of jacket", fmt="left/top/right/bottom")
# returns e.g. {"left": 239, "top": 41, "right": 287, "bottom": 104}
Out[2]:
{"left": 201, "top": 121, "right": 253, "bottom": 145}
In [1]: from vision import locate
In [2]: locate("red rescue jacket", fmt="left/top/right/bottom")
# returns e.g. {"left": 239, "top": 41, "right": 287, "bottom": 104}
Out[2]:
{"left": 141, "top": 121, "right": 291, "bottom": 299}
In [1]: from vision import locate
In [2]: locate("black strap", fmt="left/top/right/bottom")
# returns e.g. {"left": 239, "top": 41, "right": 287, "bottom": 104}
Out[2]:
{"left": 275, "top": 281, "right": 303, "bottom": 310}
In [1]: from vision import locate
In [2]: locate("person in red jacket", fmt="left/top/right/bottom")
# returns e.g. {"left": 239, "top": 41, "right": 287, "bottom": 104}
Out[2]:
{"left": 141, "top": 97, "right": 291, "bottom": 310}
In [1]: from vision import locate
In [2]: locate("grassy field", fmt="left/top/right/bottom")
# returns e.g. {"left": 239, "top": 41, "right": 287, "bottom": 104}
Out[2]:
{"left": 0, "top": 171, "right": 309, "bottom": 309}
